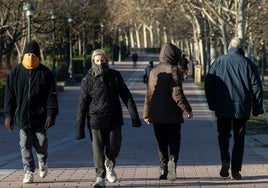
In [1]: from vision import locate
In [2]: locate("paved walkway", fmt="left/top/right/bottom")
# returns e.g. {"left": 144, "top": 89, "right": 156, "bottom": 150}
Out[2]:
{"left": 1, "top": 54, "right": 268, "bottom": 188}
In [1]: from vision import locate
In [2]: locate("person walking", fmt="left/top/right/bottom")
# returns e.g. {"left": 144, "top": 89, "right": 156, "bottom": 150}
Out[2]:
{"left": 143, "top": 43, "right": 193, "bottom": 182}
{"left": 205, "top": 37, "right": 263, "bottom": 180}
{"left": 132, "top": 52, "right": 138, "bottom": 68}
{"left": 179, "top": 54, "right": 189, "bottom": 81}
{"left": 143, "top": 61, "right": 154, "bottom": 84}
{"left": 76, "top": 49, "right": 142, "bottom": 188}
{"left": 4, "top": 40, "right": 59, "bottom": 184}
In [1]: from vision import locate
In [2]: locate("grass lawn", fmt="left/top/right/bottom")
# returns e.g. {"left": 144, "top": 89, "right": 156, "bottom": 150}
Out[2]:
{"left": 247, "top": 85, "right": 268, "bottom": 135}
{"left": 195, "top": 81, "right": 268, "bottom": 135}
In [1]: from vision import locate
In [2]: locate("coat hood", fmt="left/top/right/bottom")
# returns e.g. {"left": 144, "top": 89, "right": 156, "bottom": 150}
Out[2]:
{"left": 159, "top": 43, "right": 181, "bottom": 65}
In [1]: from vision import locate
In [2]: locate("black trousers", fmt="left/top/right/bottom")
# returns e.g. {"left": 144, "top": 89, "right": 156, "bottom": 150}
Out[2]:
{"left": 217, "top": 118, "right": 247, "bottom": 172}
{"left": 91, "top": 126, "right": 122, "bottom": 178}
{"left": 153, "top": 123, "right": 181, "bottom": 170}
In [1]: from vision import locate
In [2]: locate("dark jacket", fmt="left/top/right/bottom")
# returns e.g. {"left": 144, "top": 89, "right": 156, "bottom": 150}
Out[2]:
{"left": 205, "top": 47, "right": 263, "bottom": 119}
{"left": 4, "top": 63, "right": 59, "bottom": 129}
{"left": 76, "top": 68, "right": 141, "bottom": 139}
{"left": 143, "top": 43, "right": 192, "bottom": 124}
{"left": 143, "top": 63, "right": 154, "bottom": 83}
{"left": 179, "top": 56, "right": 189, "bottom": 70}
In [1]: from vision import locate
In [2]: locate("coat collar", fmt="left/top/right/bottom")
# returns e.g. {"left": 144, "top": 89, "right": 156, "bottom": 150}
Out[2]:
{"left": 227, "top": 47, "right": 245, "bottom": 56}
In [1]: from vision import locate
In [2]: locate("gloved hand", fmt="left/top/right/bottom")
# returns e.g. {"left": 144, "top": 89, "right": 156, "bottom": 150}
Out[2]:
{"left": 5, "top": 117, "right": 14, "bottom": 131}
{"left": 252, "top": 108, "right": 264, "bottom": 117}
{"left": 132, "top": 119, "right": 142, "bottom": 128}
{"left": 45, "top": 116, "right": 55, "bottom": 129}
{"left": 75, "top": 132, "right": 85, "bottom": 140}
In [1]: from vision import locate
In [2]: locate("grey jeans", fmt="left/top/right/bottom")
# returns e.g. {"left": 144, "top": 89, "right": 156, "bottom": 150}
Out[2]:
{"left": 19, "top": 127, "right": 48, "bottom": 172}
{"left": 91, "top": 126, "right": 122, "bottom": 178}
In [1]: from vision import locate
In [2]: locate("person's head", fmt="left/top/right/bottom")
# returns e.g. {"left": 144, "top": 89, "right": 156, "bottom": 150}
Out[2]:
{"left": 22, "top": 40, "right": 41, "bottom": 69}
{"left": 228, "top": 37, "right": 245, "bottom": 50}
{"left": 159, "top": 43, "right": 181, "bottom": 65}
{"left": 91, "top": 49, "right": 108, "bottom": 65}
{"left": 149, "top": 61, "right": 154, "bottom": 67}
{"left": 91, "top": 49, "right": 109, "bottom": 76}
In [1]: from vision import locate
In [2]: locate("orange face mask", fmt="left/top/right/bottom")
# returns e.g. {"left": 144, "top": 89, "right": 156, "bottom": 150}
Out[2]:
{"left": 22, "top": 54, "right": 40, "bottom": 69}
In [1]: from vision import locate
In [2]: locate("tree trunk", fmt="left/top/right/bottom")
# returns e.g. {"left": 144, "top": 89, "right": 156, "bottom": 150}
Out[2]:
{"left": 129, "top": 30, "right": 134, "bottom": 48}
{"left": 143, "top": 24, "right": 147, "bottom": 48}
{"left": 220, "top": 20, "right": 228, "bottom": 54}
{"left": 163, "top": 26, "right": 167, "bottom": 43}
{"left": 236, "top": 0, "right": 246, "bottom": 39}
{"left": 149, "top": 25, "right": 153, "bottom": 48}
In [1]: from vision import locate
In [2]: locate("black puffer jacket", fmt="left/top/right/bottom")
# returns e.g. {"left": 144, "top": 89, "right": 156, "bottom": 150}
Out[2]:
{"left": 205, "top": 48, "right": 263, "bottom": 119}
{"left": 4, "top": 63, "right": 58, "bottom": 129}
{"left": 76, "top": 68, "right": 141, "bottom": 139}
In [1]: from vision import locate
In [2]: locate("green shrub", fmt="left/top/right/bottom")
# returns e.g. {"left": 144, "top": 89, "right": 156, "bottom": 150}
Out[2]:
{"left": 73, "top": 55, "right": 91, "bottom": 73}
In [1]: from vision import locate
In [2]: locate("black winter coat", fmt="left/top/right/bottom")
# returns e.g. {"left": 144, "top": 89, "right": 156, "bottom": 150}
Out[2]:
{"left": 76, "top": 68, "right": 141, "bottom": 139}
{"left": 205, "top": 48, "right": 263, "bottom": 119}
{"left": 4, "top": 63, "right": 59, "bottom": 129}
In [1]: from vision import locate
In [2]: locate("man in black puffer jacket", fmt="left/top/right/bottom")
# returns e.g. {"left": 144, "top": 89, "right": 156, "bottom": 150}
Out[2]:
{"left": 205, "top": 38, "right": 263, "bottom": 180}
{"left": 76, "top": 49, "right": 141, "bottom": 188}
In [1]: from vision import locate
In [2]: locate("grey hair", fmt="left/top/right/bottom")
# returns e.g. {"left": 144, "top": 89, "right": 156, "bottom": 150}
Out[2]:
{"left": 228, "top": 37, "right": 245, "bottom": 50}
{"left": 91, "top": 49, "right": 108, "bottom": 62}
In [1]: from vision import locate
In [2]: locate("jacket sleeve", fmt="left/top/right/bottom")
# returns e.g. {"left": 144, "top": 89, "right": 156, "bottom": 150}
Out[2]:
{"left": 4, "top": 71, "right": 16, "bottom": 118}
{"left": 117, "top": 72, "right": 142, "bottom": 127}
{"left": 205, "top": 62, "right": 216, "bottom": 111}
{"left": 76, "top": 77, "right": 91, "bottom": 139}
{"left": 46, "top": 72, "right": 59, "bottom": 118}
{"left": 170, "top": 67, "right": 192, "bottom": 114}
{"left": 250, "top": 63, "right": 264, "bottom": 116}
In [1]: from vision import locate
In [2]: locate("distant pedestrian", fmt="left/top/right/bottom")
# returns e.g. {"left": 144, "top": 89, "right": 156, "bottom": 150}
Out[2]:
{"left": 179, "top": 54, "right": 189, "bottom": 81}
{"left": 143, "top": 43, "right": 193, "bottom": 182}
{"left": 205, "top": 37, "right": 263, "bottom": 180}
{"left": 143, "top": 61, "right": 154, "bottom": 84}
{"left": 4, "top": 40, "right": 59, "bottom": 184}
{"left": 76, "top": 49, "right": 142, "bottom": 188}
{"left": 132, "top": 52, "right": 138, "bottom": 67}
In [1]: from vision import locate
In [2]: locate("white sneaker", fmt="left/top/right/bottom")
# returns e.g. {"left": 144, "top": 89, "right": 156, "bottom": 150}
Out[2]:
{"left": 23, "top": 171, "right": 34, "bottom": 184}
{"left": 39, "top": 162, "right": 48, "bottom": 178}
{"left": 92, "top": 177, "right": 106, "bottom": 188}
{"left": 105, "top": 159, "right": 117, "bottom": 182}
{"left": 167, "top": 158, "right": 176, "bottom": 182}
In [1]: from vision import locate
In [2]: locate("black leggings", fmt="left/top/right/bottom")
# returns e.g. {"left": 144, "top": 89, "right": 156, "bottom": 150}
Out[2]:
{"left": 153, "top": 123, "right": 181, "bottom": 170}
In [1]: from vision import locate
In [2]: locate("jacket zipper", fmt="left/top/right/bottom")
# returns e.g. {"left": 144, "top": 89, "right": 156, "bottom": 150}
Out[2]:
{"left": 28, "top": 70, "right": 31, "bottom": 125}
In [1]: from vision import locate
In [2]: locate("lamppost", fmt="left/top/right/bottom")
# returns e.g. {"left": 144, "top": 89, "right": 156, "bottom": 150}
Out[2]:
{"left": 261, "top": 40, "right": 265, "bottom": 82}
{"left": 118, "top": 27, "right": 121, "bottom": 62}
{"left": 23, "top": 2, "right": 35, "bottom": 42}
{"left": 50, "top": 9, "right": 57, "bottom": 80}
{"left": 67, "top": 14, "right": 74, "bottom": 84}
{"left": 93, "top": 18, "right": 98, "bottom": 49}
{"left": 82, "top": 20, "right": 87, "bottom": 73}
{"left": 100, "top": 23, "right": 104, "bottom": 49}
